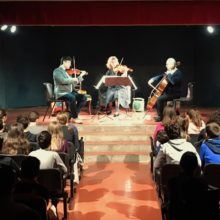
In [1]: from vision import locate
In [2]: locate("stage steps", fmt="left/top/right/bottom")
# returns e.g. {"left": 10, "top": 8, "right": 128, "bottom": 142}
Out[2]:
{"left": 77, "top": 124, "right": 155, "bottom": 163}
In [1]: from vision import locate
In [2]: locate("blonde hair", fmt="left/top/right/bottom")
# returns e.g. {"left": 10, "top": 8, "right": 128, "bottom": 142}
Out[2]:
{"left": 2, "top": 123, "right": 29, "bottom": 155}
{"left": 56, "top": 111, "right": 69, "bottom": 125}
{"left": 47, "top": 120, "right": 64, "bottom": 151}
{"left": 106, "top": 56, "right": 119, "bottom": 69}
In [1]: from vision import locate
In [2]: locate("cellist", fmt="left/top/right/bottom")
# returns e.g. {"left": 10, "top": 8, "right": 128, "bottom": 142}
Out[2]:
{"left": 148, "top": 58, "right": 182, "bottom": 122}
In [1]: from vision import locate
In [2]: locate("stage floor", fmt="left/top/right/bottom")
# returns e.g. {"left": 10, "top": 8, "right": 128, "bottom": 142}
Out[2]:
{"left": 6, "top": 105, "right": 219, "bottom": 126}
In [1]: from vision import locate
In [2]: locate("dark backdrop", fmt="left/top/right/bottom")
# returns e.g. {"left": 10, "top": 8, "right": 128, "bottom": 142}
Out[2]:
{"left": 0, "top": 26, "right": 219, "bottom": 108}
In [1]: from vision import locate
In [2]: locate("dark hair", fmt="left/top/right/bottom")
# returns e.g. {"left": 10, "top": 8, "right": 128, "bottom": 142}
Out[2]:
{"left": 37, "top": 131, "right": 51, "bottom": 149}
{"left": 180, "top": 152, "right": 198, "bottom": 175}
{"left": 16, "top": 115, "right": 29, "bottom": 129}
{"left": 21, "top": 156, "right": 40, "bottom": 179}
{"left": 162, "top": 105, "right": 177, "bottom": 126}
{"left": 206, "top": 122, "right": 220, "bottom": 138}
{"left": 28, "top": 111, "right": 39, "bottom": 122}
{"left": 207, "top": 110, "right": 220, "bottom": 126}
{"left": 0, "top": 109, "right": 7, "bottom": 118}
{"left": 165, "top": 123, "right": 181, "bottom": 139}
{"left": 60, "top": 56, "right": 72, "bottom": 65}
{"left": 156, "top": 130, "right": 169, "bottom": 144}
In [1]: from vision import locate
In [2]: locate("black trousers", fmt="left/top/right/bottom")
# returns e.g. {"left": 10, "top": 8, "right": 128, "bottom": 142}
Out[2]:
{"left": 156, "top": 93, "right": 180, "bottom": 118}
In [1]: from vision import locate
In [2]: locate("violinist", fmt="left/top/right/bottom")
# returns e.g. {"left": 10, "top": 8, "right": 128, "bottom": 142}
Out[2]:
{"left": 105, "top": 56, "right": 132, "bottom": 117}
{"left": 53, "top": 56, "right": 87, "bottom": 124}
{"left": 148, "top": 58, "right": 182, "bottom": 122}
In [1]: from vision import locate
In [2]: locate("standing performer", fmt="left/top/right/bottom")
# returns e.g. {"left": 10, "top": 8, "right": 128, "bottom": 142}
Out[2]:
{"left": 105, "top": 56, "right": 132, "bottom": 117}
{"left": 53, "top": 56, "right": 87, "bottom": 124}
{"left": 148, "top": 58, "right": 182, "bottom": 122}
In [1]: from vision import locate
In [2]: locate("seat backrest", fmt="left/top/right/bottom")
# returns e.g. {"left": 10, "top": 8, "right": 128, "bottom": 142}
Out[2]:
{"left": 67, "top": 141, "right": 77, "bottom": 163}
{"left": 38, "top": 168, "right": 63, "bottom": 196}
{"left": 58, "top": 152, "right": 70, "bottom": 174}
{"left": 43, "top": 82, "right": 54, "bottom": 101}
{"left": 186, "top": 82, "right": 193, "bottom": 100}
{"left": 203, "top": 164, "right": 220, "bottom": 188}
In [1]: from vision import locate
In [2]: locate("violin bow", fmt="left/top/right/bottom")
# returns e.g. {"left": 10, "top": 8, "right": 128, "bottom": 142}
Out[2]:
{"left": 119, "top": 57, "right": 124, "bottom": 65}
{"left": 73, "top": 56, "right": 76, "bottom": 78}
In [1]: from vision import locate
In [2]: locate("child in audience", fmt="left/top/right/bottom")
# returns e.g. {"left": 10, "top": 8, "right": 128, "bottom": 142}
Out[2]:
{"left": 200, "top": 122, "right": 220, "bottom": 166}
{"left": 2, "top": 123, "right": 29, "bottom": 155}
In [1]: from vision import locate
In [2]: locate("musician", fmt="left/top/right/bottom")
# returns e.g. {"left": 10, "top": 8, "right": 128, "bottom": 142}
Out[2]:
{"left": 105, "top": 56, "right": 131, "bottom": 117}
{"left": 53, "top": 56, "right": 87, "bottom": 124}
{"left": 148, "top": 58, "right": 182, "bottom": 122}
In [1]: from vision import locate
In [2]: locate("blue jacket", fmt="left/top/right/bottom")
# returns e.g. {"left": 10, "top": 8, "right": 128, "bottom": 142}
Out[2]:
{"left": 199, "top": 138, "right": 220, "bottom": 165}
{"left": 151, "top": 69, "right": 182, "bottom": 96}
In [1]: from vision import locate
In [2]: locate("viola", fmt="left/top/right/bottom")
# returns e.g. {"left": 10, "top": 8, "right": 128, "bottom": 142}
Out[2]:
{"left": 113, "top": 65, "right": 133, "bottom": 74}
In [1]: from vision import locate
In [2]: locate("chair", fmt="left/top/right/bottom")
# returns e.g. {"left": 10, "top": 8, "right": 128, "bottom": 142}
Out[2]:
{"left": 149, "top": 136, "right": 156, "bottom": 174}
{"left": 203, "top": 164, "right": 220, "bottom": 188}
{"left": 42, "top": 82, "right": 66, "bottom": 122}
{"left": 38, "top": 168, "right": 68, "bottom": 220}
{"left": 159, "top": 164, "right": 182, "bottom": 220}
{"left": 173, "top": 82, "right": 194, "bottom": 111}
{"left": 14, "top": 194, "right": 47, "bottom": 220}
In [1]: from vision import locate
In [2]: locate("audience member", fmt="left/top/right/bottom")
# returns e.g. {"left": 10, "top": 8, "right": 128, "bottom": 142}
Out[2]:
{"left": 200, "top": 122, "right": 220, "bottom": 167}
{"left": 168, "top": 152, "right": 218, "bottom": 220}
{"left": 0, "top": 108, "right": 10, "bottom": 132}
{"left": 28, "top": 111, "right": 46, "bottom": 135}
{"left": 17, "top": 115, "right": 37, "bottom": 142}
{"left": 47, "top": 120, "right": 68, "bottom": 152}
{"left": 0, "top": 165, "right": 41, "bottom": 220}
{"left": 154, "top": 123, "right": 201, "bottom": 172}
{"left": 14, "top": 156, "right": 49, "bottom": 204}
{"left": 29, "top": 131, "right": 67, "bottom": 173}
{"left": 153, "top": 105, "right": 177, "bottom": 143}
{"left": 1, "top": 123, "right": 29, "bottom": 155}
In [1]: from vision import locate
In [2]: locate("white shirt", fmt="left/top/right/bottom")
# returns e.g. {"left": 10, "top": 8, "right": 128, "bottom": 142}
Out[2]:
{"left": 29, "top": 148, "right": 67, "bottom": 173}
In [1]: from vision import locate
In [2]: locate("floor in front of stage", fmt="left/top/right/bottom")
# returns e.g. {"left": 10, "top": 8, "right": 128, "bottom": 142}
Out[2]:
{"left": 5, "top": 106, "right": 219, "bottom": 220}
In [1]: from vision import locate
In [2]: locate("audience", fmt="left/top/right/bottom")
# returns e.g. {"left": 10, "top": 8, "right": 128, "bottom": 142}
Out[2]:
{"left": 29, "top": 131, "right": 67, "bottom": 173}
{"left": 17, "top": 115, "right": 37, "bottom": 142}
{"left": 1, "top": 123, "right": 29, "bottom": 155}
{"left": 199, "top": 122, "right": 220, "bottom": 167}
{"left": 0, "top": 108, "right": 10, "bottom": 132}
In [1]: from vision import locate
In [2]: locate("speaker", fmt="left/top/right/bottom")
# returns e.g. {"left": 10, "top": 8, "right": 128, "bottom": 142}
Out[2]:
{"left": 132, "top": 98, "right": 145, "bottom": 112}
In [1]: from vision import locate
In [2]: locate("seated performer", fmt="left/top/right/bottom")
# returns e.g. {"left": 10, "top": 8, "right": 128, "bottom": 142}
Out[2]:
{"left": 148, "top": 57, "right": 182, "bottom": 122}
{"left": 53, "top": 56, "right": 87, "bottom": 124}
{"left": 105, "top": 56, "right": 131, "bottom": 117}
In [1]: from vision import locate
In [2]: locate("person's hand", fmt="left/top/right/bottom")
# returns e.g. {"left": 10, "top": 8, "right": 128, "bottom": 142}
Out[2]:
{"left": 148, "top": 78, "right": 154, "bottom": 85}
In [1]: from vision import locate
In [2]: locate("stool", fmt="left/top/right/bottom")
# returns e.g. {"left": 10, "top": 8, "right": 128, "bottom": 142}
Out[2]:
{"left": 132, "top": 97, "right": 145, "bottom": 112}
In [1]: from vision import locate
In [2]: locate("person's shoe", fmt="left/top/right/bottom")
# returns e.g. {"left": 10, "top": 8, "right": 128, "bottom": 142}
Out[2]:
{"left": 154, "top": 116, "right": 161, "bottom": 122}
{"left": 114, "top": 113, "right": 119, "bottom": 117}
{"left": 71, "top": 118, "right": 83, "bottom": 124}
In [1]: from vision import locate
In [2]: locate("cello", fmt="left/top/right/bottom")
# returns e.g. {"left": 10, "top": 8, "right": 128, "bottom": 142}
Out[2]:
{"left": 146, "top": 61, "right": 180, "bottom": 110}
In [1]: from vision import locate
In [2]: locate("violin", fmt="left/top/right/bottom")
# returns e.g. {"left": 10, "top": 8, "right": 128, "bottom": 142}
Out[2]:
{"left": 66, "top": 69, "right": 81, "bottom": 75}
{"left": 113, "top": 64, "right": 133, "bottom": 74}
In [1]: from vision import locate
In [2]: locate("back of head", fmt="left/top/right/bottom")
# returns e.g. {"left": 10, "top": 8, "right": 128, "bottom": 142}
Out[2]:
{"left": 0, "top": 118, "right": 3, "bottom": 131}
{"left": 157, "top": 130, "right": 169, "bottom": 144}
{"left": 56, "top": 112, "right": 69, "bottom": 125}
{"left": 16, "top": 115, "right": 29, "bottom": 129}
{"left": 48, "top": 120, "right": 62, "bottom": 135}
{"left": 187, "top": 109, "right": 203, "bottom": 128}
{"left": 0, "top": 165, "right": 17, "bottom": 197}
{"left": 162, "top": 105, "right": 177, "bottom": 126}
{"left": 206, "top": 122, "right": 220, "bottom": 138}
{"left": 28, "top": 111, "right": 39, "bottom": 123}
{"left": 180, "top": 152, "right": 198, "bottom": 175}
{"left": 207, "top": 110, "right": 220, "bottom": 126}
{"left": 176, "top": 114, "right": 189, "bottom": 138}
{"left": 21, "top": 156, "right": 40, "bottom": 180}
{"left": 165, "top": 123, "right": 181, "bottom": 139}
{"left": 37, "top": 131, "right": 51, "bottom": 149}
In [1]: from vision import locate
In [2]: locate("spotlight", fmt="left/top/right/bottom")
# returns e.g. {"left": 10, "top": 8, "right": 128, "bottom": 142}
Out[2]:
{"left": 10, "top": 25, "right": 16, "bottom": 33}
{"left": 207, "top": 26, "right": 214, "bottom": 34}
{"left": 1, "top": 25, "right": 8, "bottom": 31}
